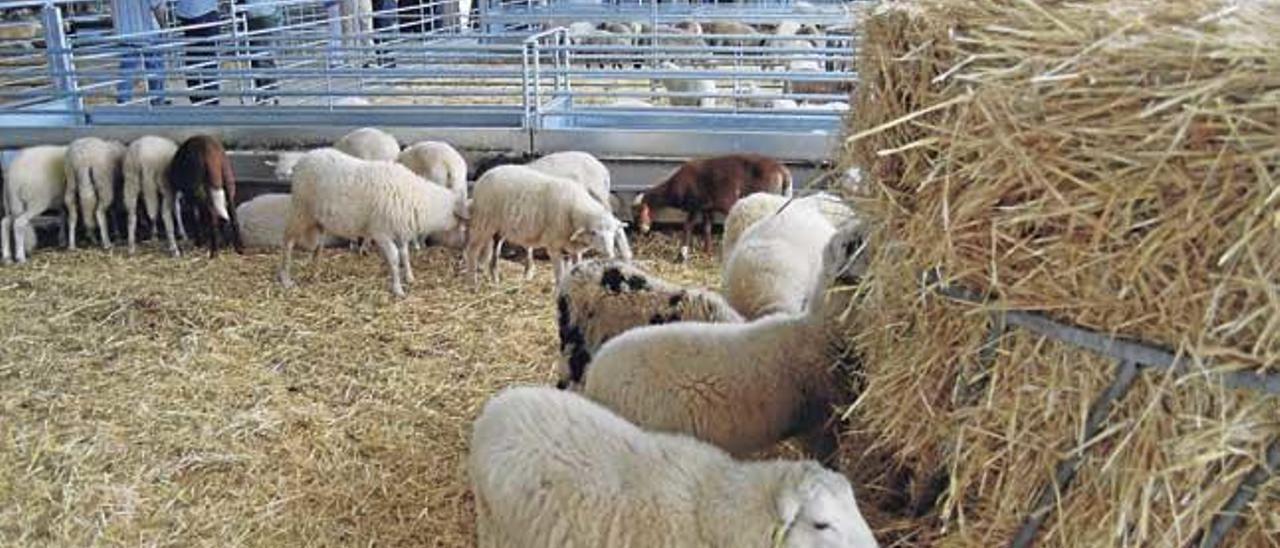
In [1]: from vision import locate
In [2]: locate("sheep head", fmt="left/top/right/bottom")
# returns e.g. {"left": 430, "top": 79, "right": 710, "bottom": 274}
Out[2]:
{"left": 774, "top": 463, "right": 877, "bottom": 548}
{"left": 631, "top": 193, "right": 652, "bottom": 234}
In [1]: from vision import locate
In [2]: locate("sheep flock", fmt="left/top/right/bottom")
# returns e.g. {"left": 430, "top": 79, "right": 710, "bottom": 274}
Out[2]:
{"left": 0, "top": 126, "right": 878, "bottom": 546}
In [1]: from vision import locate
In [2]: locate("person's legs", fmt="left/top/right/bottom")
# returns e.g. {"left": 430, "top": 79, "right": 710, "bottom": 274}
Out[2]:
{"left": 116, "top": 43, "right": 141, "bottom": 104}
{"left": 180, "top": 12, "right": 222, "bottom": 105}
{"left": 246, "top": 14, "right": 280, "bottom": 104}
{"left": 372, "top": 0, "right": 396, "bottom": 67}
{"left": 142, "top": 46, "right": 167, "bottom": 106}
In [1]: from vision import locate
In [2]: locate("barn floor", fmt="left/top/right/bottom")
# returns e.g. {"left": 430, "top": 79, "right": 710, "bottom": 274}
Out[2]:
{"left": 0, "top": 234, "right": 723, "bottom": 546}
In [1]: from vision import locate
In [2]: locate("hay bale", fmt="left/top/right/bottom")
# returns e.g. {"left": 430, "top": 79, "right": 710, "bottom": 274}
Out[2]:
{"left": 840, "top": 0, "right": 1279, "bottom": 545}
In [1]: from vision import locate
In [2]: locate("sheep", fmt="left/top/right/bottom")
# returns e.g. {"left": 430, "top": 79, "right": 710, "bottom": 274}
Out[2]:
{"left": 334, "top": 127, "right": 399, "bottom": 162}
{"left": 722, "top": 197, "right": 843, "bottom": 319}
{"left": 121, "top": 135, "right": 181, "bottom": 256}
{"left": 580, "top": 224, "right": 871, "bottom": 463}
{"left": 656, "top": 61, "right": 717, "bottom": 107}
{"left": 604, "top": 97, "right": 653, "bottom": 108}
{"left": 526, "top": 150, "right": 632, "bottom": 262}
{"left": 702, "top": 21, "right": 760, "bottom": 49}
{"left": 397, "top": 141, "right": 467, "bottom": 201}
{"left": 570, "top": 29, "right": 632, "bottom": 70}
{"left": 168, "top": 135, "right": 244, "bottom": 257}
{"left": 331, "top": 96, "right": 372, "bottom": 107}
{"left": 278, "top": 148, "right": 467, "bottom": 297}
{"left": 63, "top": 137, "right": 127, "bottom": 251}
{"left": 632, "top": 153, "right": 792, "bottom": 261}
{"left": 235, "top": 193, "right": 341, "bottom": 249}
{"left": 267, "top": 151, "right": 305, "bottom": 181}
{"left": 554, "top": 258, "right": 743, "bottom": 390}
{"left": 470, "top": 386, "right": 878, "bottom": 548}
{"left": 2, "top": 145, "right": 67, "bottom": 264}
{"left": 722, "top": 192, "right": 856, "bottom": 258}
{"left": 464, "top": 164, "right": 622, "bottom": 285}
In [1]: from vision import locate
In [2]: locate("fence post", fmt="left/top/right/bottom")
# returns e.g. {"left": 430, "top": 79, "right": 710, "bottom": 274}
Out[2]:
{"left": 42, "top": 1, "right": 84, "bottom": 120}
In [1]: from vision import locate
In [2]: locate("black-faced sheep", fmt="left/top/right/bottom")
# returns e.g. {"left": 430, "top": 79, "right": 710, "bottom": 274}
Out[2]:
{"left": 554, "top": 259, "right": 743, "bottom": 390}
{"left": 580, "top": 224, "right": 870, "bottom": 464}
{"left": 168, "top": 135, "right": 244, "bottom": 257}
{"left": 470, "top": 386, "right": 878, "bottom": 548}
{"left": 2, "top": 145, "right": 67, "bottom": 264}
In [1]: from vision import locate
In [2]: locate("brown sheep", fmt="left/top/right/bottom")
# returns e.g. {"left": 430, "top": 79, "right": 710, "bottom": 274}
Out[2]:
{"left": 632, "top": 153, "right": 791, "bottom": 261}
{"left": 168, "top": 135, "right": 243, "bottom": 257}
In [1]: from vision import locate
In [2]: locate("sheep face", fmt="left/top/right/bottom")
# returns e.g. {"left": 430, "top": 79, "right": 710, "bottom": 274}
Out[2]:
{"left": 821, "top": 223, "right": 870, "bottom": 288}
{"left": 776, "top": 467, "right": 877, "bottom": 548}
{"left": 572, "top": 215, "right": 621, "bottom": 259}
{"left": 632, "top": 194, "right": 653, "bottom": 234}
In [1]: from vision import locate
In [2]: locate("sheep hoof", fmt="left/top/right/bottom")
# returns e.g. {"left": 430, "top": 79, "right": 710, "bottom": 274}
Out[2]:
{"left": 127, "top": 246, "right": 137, "bottom": 256}
{"left": 391, "top": 285, "right": 406, "bottom": 298}
{"left": 278, "top": 272, "right": 296, "bottom": 289}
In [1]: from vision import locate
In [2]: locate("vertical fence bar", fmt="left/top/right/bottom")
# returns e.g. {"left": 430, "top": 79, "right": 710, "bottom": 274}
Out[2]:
{"left": 1009, "top": 359, "right": 1142, "bottom": 548}
{"left": 42, "top": 0, "right": 83, "bottom": 118}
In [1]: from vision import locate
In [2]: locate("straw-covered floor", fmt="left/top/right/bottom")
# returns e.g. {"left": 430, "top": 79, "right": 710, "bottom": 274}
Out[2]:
{"left": 0, "top": 236, "right": 722, "bottom": 546}
{"left": 839, "top": 0, "right": 1279, "bottom": 545}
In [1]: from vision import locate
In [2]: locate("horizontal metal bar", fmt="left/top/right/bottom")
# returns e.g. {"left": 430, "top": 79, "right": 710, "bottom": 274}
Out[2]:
{"left": 934, "top": 281, "right": 1280, "bottom": 395}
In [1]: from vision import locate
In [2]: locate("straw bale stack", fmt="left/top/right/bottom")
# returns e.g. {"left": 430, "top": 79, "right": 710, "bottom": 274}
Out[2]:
{"left": 838, "top": 0, "right": 1279, "bottom": 545}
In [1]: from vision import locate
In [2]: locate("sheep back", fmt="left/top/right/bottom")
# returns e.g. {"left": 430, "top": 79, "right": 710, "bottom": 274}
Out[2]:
{"left": 555, "top": 259, "right": 742, "bottom": 389}
{"left": 334, "top": 127, "right": 399, "bottom": 161}
{"left": 526, "top": 151, "right": 611, "bottom": 207}
{"left": 469, "top": 164, "right": 609, "bottom": 253}
{"left": 723, "top": 200, "right": 837, "bottom": 318}
{"left": 397, "top": 141, "right": 468, "bottom": 201}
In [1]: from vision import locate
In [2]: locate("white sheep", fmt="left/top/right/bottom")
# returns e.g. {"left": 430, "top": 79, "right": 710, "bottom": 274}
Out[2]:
{"left": 236, "top": 193, "right": 341, "bottom": 249}
{"left": 2, "top": 145, "right": 67, "bottom": 264}
{"left": 554, "top": 258, "right": 743, "bottom": 390}
{"left": 526, "top": 150, "right": 631, "bottom": 261}
{"left": 278, "top": 148, "right": 467, "bottom": 297}
{"left": 267, "top": 151, "right": 306, "bottom": 181}
{"left": 657, "top": 61, "right": 717, "bottom": 107}
{"left": 397, "top": 141, "right": 467, "bottom": 201}
{"left": 722, "top": 192, "right": 856, "bottom": 259}
{"left": 470, "top": 386, "right": 878, "bottom": 548}
{"left": 464, "top": 164, "right": 622, "bottom": 284}
{"left": 723, "top": 197, "right": 843, "bottom": 319}
{"left": 604, "top": 97, "right": 653, "bottom": 108}
{"left": 121, "top": 135, "right": 181, "bottom": 256}
{"left": 581, "top": 224, "right": 870, "bottom": 462}
{"left": 63, "top": 137, "right": 127, "bottom": 250}
{"left": 334, "top": 127, "right": 399, "bottom": 162}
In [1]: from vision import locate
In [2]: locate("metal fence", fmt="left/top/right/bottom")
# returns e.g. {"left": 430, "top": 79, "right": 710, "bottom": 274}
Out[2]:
{"left": 0, "top": 0, "right": 861, "bottom": 162}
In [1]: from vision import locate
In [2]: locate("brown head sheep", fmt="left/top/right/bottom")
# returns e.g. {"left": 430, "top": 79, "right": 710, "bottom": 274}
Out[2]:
{"left": 168, "top": 135, "right": 243, "bottom": 257}
{"left": 632, "top": 153, "right": 791, "bottom": 261}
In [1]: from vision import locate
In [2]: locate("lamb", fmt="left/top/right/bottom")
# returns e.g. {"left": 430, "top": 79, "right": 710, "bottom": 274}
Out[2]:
{"left": 278, "top": 148, "right": 467, "bottom": 297}
{"left": 121, "top": 135, "right": 181, "bottom": 256}
{"left": 63, "top": 137, "right": 127, "bottom": 250}
{"left": 722, "top": 192, "right": 855, "bottom": 258}
{"left": 168, "top": 135, "right": 244, "bottom": 257}
{"left": 702, "top": 21, "right": 761, "bottom": 49}
{"left": 464, "top": 164, "right": 622, "bottom": 284}
{"left": 581, "top": 224, "right": 870, "bottom": 463}
{"left": 526, "top": 150, "right": 632, "bottom": 261}
{"left": 554, "top": 258, "right": 743, "bottom": 390}
{"left": 632, "top": 153, "right": 792, "bottom": 261}
{"left": 656, "top": 61, "right": 717, "bottom": 107}
{"left": 2, "top": 145, "right": 67, "bottom": 264}
{"left": 470, "top": 386, "right": 878, "bottom": 548}
{"left": 723, "top": 197, "right": 846, "bottom": 319}
{"left": 334, "top": 127, "right": 399, "bottom": 162}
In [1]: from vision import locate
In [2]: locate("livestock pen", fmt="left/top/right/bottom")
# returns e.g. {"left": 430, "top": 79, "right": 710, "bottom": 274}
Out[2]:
{"left": 0, "top": 0, "right": 879, "bottom": 545}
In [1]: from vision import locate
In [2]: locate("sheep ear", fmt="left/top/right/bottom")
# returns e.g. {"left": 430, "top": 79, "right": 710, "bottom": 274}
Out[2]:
{"left": 631, "top": 193, "right": 645, "bottom": 207}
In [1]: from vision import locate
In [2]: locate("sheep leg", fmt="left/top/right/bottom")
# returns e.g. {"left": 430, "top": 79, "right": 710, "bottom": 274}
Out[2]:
{"left": 1, "top": 215, "right": 12, "bottom": 264}
{"left": 552, "top": 250, "right": 566, "bottom": 282}
{"left": 174, "top": 194, "right": 189, "bottom": 241}
{"left": 700, "top": 212, "right": 713, "bottom": 254}
{"left": 677, "top": 213, "right": 694, "bottom": 262}
{"left": 65, "top": 191, "right": 79, "bottom": 251}
{"left": 95, "top": 202, "right": 113, "bottom": 250}
{"left": 615, "top": 227, "right": 633, "bottom": 261}
{"left": 226, "top": 199, "right": 245, "bottom": 255}
{"left": 126, "top": 207, "right": 139, "bottom": 255}
{"left": 160, "top": 192, "right": 180, "bottom": 257}
{"left": 374, "top": 235, "right": 405, "bottom": 297}
{"left": 398, "top": 238, "right": 414, "bottom": 284}
{"left": 522, "top": 247, "right": 535, "bottom": 281}
{"left": 278, "top": 238, "right": 297, "bottom": 289}
{"left": 206, "top": 209, "right": 221, "bottom": 258}
{"left": 12, "top": 214, "right": 32, "bottom": 263}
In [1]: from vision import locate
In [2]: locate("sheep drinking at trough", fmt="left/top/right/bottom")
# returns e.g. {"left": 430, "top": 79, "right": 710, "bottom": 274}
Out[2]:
{"left": 554, "top": 258, "right": 743, "bottom": 390}
{"left": 63, "top": 137, "right": 127, "bottom": 251}
{"left": 722, "top": 192, "right": 856, "bottom": 259}
{"left": 633, "top": 153, "right": 792, "bottom": 261}
{"left": 580, "top": 224, "right": 870, "bottom": 463}
{"left": 334, "top": 127, "right": 400, "bottom": 162}
{"left": 2, "top": 145, "right": 67, "bottom": 264}
{"left": 722, "top": 197, "right": 841, "bottom": 319}
{"left": 278, "top": 148, "right": 467, "bottom": 297}
{"left": 168, "top": 135, "right": 244, "bottom": 257}
{"left": 464, "top": 164, "right": 623, "bottom": 285}
{"left": 122, "top": 135, "right": 180, "bottom": 256}
{"left": 470, "top": 386, "right": 878, "bottom": 548}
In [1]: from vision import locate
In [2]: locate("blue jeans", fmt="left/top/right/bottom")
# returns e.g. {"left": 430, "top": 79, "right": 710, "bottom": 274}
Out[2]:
{"left": 117, "top": 43, "right": 166, "bottom": 105}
